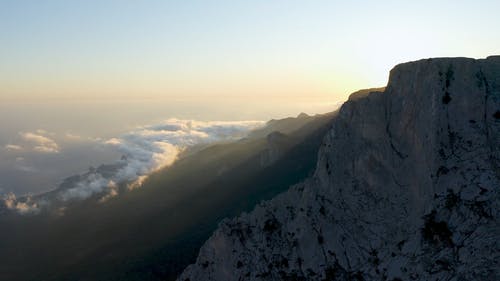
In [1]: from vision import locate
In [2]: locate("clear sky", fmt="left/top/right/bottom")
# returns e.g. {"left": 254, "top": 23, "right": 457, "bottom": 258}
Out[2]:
{"left": 1, "top": 0, "right": 499, "bottom": 102}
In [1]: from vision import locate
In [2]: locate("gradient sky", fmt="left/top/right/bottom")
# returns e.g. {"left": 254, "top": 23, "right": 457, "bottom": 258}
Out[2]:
{"left": 1, "top": 0, "right": 499, "bottom": 102}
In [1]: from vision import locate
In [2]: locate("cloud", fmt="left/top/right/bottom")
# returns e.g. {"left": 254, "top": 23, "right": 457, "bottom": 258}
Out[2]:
{"left": 104, "top": 138, "right": 121, "bottom": 145}
{"left": 2, "top": 119, "right": 264, "bottom": 214}
{"left": 58, "top": 173, "right": 113, "bottom": 201}
{"left": 57, "top": 118, "right": 263, "bottom": 202}
{"left": 98, "top": 181, "right": 119, "bottom": 203}
{"left": 64, "top": 133, "right": 82, "bottom": 140}
{"left": 4, "top": 144, "right": 23, "bottom": 151}
{"left": 2, "top": 193, "right": 40, "bottom": 215}
{"left": 3, "top": 130, "right": 60, "bottom": 155}
{"left": 127, "top": 175, "right": 148, "bottom": 191}
{"left": 20, "top": 131, "right": 60, "bottom": 153}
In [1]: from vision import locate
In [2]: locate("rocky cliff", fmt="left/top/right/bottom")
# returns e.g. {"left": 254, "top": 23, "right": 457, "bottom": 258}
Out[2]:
{"left": 179, "top": 56, "right": 500, "bottom": 281}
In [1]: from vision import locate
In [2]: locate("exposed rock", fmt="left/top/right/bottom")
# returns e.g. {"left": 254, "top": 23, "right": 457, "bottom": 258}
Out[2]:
{"left": 179, "top": 57, "right": 500, "bottom": 281}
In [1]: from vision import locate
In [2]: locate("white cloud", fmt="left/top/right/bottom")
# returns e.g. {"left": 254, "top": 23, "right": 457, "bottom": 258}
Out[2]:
{"left": 20, "top": 131, "right": 60, "bottom": 153}
{"left": 104, "top": 138, "right": 121, "bottom": 145}
{"left": 58, "top": 173, "right": 111, "bottom": 201}
{"left": 127, "top": 175, "right": 148, "bottom": 191}
{"left": 2, "top": 193, "right": 40, "bottom": 215}
{"left": 58, "top": 118, "right": 263, "bottom": 202}
{"left": 3, "top": 130, "right": 60, "bottom": 154}
{"left": 4, "top": 144, "right": 23, "bottom": 151}
{"left": 4, "top": 119, "right": 264, "bottom": 214}
{"left": 99, "top": 181, "right": 119, "bottom": 203}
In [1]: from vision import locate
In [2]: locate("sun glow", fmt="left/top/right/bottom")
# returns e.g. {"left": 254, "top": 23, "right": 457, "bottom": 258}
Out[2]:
{"left": 1, "top": 1, "right": 498, "bottom": 104}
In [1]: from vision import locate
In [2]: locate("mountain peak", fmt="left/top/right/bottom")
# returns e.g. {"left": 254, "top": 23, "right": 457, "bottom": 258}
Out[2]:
{"left": 179, "top": 57, "right": 500, "bottom": 281}
{"left": 297, "top": 112, "right": 309, "bottom": 118}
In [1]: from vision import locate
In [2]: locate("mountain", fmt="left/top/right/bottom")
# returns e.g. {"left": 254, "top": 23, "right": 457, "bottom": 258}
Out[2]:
{"left": 179, "top": 56, "right": 500, "bottom": 280}
{"left": 0, "top": 111, "right": 336, "bottom": 280}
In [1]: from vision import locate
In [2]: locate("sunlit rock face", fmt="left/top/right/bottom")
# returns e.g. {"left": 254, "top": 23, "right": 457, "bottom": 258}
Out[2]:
{"left": 179, "top": 57, "right": 500, "bottom": 281}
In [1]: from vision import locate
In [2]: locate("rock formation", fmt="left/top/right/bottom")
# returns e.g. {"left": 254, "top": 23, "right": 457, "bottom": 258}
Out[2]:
{"left": 179, "top": 56, "right": 500, "bottom": 280}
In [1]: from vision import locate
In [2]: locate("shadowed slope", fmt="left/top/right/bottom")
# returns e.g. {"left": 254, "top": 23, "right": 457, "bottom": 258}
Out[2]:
{"left": 0, "top": 112, "right": 336, "bottom": 281}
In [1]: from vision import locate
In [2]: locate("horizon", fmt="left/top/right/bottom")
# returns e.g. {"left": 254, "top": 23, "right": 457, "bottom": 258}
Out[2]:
{"left": 1, "top": 1, "right": 499, "bottom": 197}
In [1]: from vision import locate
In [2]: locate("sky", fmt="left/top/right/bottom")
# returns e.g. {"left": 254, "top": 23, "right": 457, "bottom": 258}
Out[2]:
{"left": 1, "top": 0, "right": 499, "bottom": 103}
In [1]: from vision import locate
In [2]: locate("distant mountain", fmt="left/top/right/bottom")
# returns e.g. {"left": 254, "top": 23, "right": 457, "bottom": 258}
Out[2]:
{"left": 179, "top": 57, "right": 500, "bottom": 280}
{"left": 0, "top": 111, "right": 336, "bottom": 280}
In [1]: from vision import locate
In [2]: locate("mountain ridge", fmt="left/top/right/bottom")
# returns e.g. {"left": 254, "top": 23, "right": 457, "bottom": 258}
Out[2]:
{"left": 179, "top": 56, "right": 500, "bottom": 280}
{"left": 0, "top": 111, "right": 336, "bottom": 281}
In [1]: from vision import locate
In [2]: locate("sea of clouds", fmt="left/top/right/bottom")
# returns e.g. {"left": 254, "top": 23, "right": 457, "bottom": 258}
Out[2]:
{"left": 1, "top": 119, "right": 264, "bottom": 214}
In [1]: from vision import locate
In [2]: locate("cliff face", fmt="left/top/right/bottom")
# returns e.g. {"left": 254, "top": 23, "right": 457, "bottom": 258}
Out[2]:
{"left": 179, "top": 57, "right": 500, "bottom": 281}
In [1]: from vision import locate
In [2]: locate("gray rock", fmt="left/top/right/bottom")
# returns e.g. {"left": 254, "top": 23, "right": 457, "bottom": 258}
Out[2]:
{"left": 179, "top": 57, "right": 500, "bottom": 281}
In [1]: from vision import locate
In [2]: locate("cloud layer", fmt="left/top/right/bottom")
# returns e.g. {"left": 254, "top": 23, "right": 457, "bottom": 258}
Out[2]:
{"left": 4, "top": 130, "right": 60, "bottom": 154}
{"left": 59, "top": 119, "right": 263, "bottom": 201}
{"left": 1, "top": 119, "right": 263, "bottom": 214}
{"left": 1, "top": 193, "right": 41, "bottom": 214}
{"left": 21, "top": 132, "right": 60, "bottom": 153}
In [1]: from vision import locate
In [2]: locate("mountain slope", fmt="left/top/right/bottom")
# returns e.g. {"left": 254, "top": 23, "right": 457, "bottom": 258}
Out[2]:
{"left": 0, "top": 112, "right": 336, "bottom": 281}
{"left": 179, "top": 56, "right": 500, "bottom": 280}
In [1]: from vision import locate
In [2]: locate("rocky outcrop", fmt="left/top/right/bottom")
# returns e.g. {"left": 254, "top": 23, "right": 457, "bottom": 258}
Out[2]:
{"left": 178, "top": 56, "right": 500, "bottom": 281}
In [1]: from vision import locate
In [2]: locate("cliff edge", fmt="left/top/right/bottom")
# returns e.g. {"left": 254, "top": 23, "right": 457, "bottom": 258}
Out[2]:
{"left": 179, "top": 57, "right": 500, "bottom": 280}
